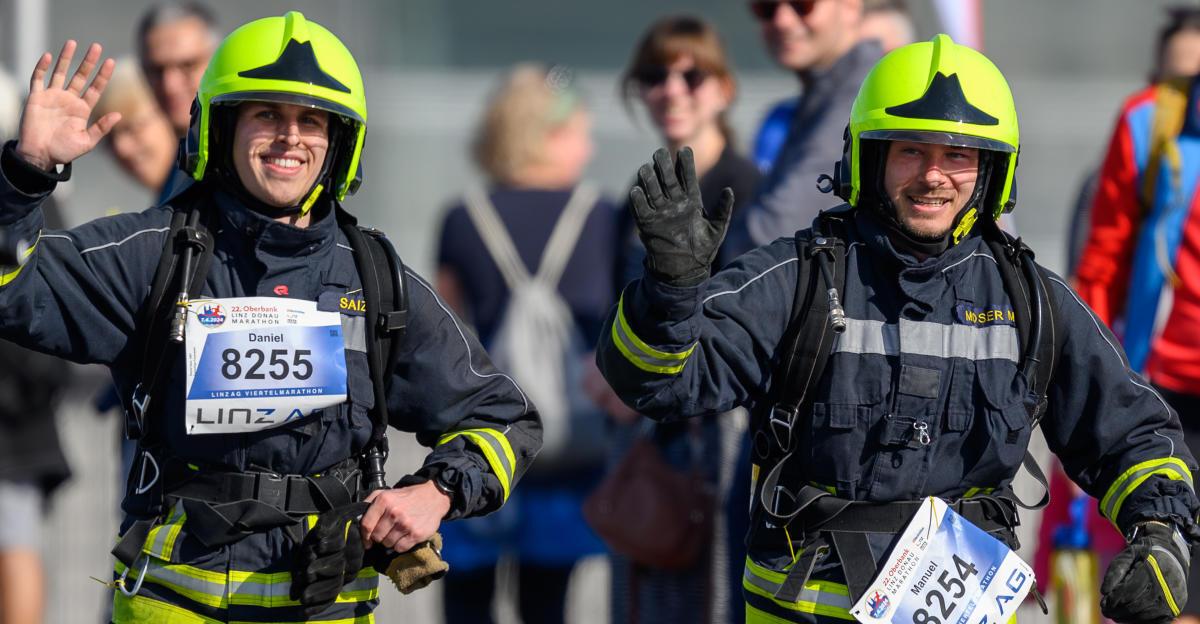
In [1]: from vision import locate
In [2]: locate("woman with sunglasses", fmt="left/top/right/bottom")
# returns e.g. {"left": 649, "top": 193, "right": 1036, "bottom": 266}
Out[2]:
{"left": 605, "top": 15, "right": 760, "bottom": 624}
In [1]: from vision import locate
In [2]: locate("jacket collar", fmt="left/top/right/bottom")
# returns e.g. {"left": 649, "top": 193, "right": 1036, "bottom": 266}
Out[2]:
{"left": 214, "top": 187, "right": 336, "bottom": 257}
{"left": 855, "top": 208, "right": 985, "bottom": 277}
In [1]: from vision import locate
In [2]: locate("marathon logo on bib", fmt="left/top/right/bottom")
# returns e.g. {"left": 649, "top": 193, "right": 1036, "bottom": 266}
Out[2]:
{"left": 185, "top": 297, "right": 348, "bottom": 434}
{"left": 850, "top": 497, "right": 1034, "bottom": 624}
{"left": 197, "top": 304, "right": 227, "bottom": 327}
{"left": 955, "top": 303, "right": 1015, "bottom": 327}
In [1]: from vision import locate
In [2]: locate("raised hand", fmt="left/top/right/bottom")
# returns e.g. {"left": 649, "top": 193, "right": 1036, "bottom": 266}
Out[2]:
{"left": 14, "top": 40, "right": 120, "bottom": 171}
{"left": 629, "top": 147, "right": 734, "bottom": 287}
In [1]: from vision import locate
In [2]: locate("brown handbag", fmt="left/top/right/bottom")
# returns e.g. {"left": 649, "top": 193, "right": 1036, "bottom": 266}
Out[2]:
{"left": 582, "top": 424, "right": 715, "bottom": 570}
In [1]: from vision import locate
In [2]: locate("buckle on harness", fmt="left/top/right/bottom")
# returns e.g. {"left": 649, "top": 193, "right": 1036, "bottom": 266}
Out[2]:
{"left": 254, "top": 473, "right": 287, "bottom": 509}
{"left": 126, "top": 383, "right": 150, "bottom": 440}
{"left": 768, "top": 404, "right": 799, "bottom": 452}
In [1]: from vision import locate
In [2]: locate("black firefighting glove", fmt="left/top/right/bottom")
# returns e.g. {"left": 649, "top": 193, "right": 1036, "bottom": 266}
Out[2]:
{"left": 291, "top": 502, "right": 369, "bottom": 616}
{"left": 629, "top": 147, "right": 734, "bottom": 287}
{"left": 1100, "top": 520, "right": 1191, "bottom": 623}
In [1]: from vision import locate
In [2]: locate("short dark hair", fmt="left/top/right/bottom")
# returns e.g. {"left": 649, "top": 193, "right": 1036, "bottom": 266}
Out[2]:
{"left": 1154, "top": 5, "right": 1200, "bottom": 81}
{"left": 136, "top": 2, "right": 219, "bottom": 57}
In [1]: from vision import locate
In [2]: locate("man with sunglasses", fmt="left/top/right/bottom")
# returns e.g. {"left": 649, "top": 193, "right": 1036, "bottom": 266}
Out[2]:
{"left": 726, "top": 0, "right": 879, "bottom": 259}
{"left": 601, "top": 35, "right": 1197, "bottom": 624}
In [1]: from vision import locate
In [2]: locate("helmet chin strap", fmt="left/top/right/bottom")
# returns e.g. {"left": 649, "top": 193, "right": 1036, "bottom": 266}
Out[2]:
{"left": 870, "top": 148, "right": 995, "bottom": 255}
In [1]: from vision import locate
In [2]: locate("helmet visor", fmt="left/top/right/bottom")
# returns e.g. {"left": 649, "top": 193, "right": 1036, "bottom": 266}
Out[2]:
{"left": 860, "top": 129, "right": 1015, "bottom": 154}
{"left": 212, "top": 91, "right": 364, "bottom": 126}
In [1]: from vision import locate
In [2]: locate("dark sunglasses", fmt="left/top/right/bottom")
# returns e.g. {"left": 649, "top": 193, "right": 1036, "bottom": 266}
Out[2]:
{"left": 749, "top": 0, "right": 819, "bottom": 21}
{"left": 634, "top": 66, "right": 711, "bottom": 91}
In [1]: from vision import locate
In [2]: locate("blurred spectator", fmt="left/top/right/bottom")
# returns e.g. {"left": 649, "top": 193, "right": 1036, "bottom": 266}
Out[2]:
{"left": 0, "top": 68, "right": 73, "bottom": 624}
{"left": 605, "top": 15, "right": 760, "bottom": 624}
{"left": 725, "top": 0, "right": 878, "bottom": 257}
{"left": 1071, "top": 8, "right": 1200, "bottom": 620}
{"left": 860, "top": 0, "right": 917, "bottom": 55}
{"left": 136, "top": 2, "right": 219, "bottom": 204}
{"left": 435, "top": 63, "right": 614, "bottom": 624}
{"left": 1067, "top": 6, "right": 1200, "bottom": 274}
{"left": 137, "top": 1, "right": 219, "bottom": 138}
{"left": 753, "top": 0, "right": 914, "bottom": 173}
{"left": 92, "top": 59, "right": 177, "bottom": 192}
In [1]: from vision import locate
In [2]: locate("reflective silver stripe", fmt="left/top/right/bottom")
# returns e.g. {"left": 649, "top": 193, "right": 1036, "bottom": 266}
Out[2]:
{"left": 742, "top": 567, "right": 853, "bottom": 611}
{"left": 118, "top": 559, "right": 379, "bottom": 610}
{"left": 142, "top": 502, "right": 186, "bottom": 560}
{"left": 341, "top": 314, "right": 367, "bottom": 353}
{"left": 117, "top": 559, "right": 228, "bottom": 609}
{"left": 228, "top": 568, "right": 378, "bottom": 607}
{"left": 832, "top": 319, "right": 897, "bottom": 356}
{"left": 834, "top": 318, "right": 1018, "bottom": 362}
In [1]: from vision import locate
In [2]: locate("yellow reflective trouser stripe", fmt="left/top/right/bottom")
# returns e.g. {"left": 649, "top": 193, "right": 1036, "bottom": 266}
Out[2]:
{"left": 230, "top": 617, "right": 374, "bottom": 624}
{"left": 743, "top": 557, "right": 854, "bottom": 621}
{"left": 1100, "top": 457, "right": 1194, "bottom": 523}
{"left": 112, "top": 592, "right": 221, "bottom": 623}
{"left": 963, "top": 487, "right": 994, "bottom": 498}
{"left": 611, "top": 294, "right": 695, "bottom": 375}
{"left": 143, "top": 502, "right": 187, "bottom": 561}
{"left": 1147, "top": 553, "right": 1182, "bottom": 616}
{"left": 438, "top": 428, "right": 515, "bottom": 501}
{"left": 114, "top": 561, "right": 379, "bottom": 610}
{"left": 112, "top": 593, "right": 376, "bottom": 624}
{"left": 0, "top": 234, "right": 38, "bottom": 287}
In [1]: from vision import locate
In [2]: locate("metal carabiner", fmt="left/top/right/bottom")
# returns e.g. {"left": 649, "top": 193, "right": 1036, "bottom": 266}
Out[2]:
{"left": 116, "top": 554, "right": 150, "bottom": 598}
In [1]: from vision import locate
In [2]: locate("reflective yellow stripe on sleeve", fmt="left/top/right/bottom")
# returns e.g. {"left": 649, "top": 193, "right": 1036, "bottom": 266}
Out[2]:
{"left": 610, "top": 294, "right": 696, "bottom": 375}
{"left": 0, "top": 234, "right": 39, "bottom": 287}
{"left": 438, "top": 428, "right": 516, "bottom": 502}
{"left": 1101, "top": 457, "right": 1194, "bottom": 524}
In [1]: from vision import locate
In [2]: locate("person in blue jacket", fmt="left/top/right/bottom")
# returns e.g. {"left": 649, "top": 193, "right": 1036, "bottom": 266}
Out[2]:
{"left": 598, "top": 35, "right": 1198, "bottom": 624}
{"left": 0, "top": 12, "right": 539, "bottom": 623}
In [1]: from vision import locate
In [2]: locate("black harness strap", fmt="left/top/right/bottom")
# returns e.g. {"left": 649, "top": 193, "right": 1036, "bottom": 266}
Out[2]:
{"left": 336, "top": 207, "right": 408, "bottom": 492}
{"left": 127, "top": 200, "right": 216, "bottom": 443}
{"left": 754, "top": 208, "right": 850, "bottom": 525}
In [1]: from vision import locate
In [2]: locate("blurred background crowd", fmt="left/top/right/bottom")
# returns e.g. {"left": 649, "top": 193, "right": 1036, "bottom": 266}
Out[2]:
{"left": 0, "top": 0, "right": 1198, "bottom": 622}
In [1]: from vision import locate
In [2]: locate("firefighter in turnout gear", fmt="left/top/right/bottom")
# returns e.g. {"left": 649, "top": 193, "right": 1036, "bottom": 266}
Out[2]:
{"left": 598, "top": 34, "right": 1198, "bottom": 623}
{"left": 0, "top": 12, "right": 540, "bottom": 622}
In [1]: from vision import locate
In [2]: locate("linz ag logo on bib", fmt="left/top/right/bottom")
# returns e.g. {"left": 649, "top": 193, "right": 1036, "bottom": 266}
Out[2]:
{"left": 867, "top": 591, "right": 890, "bottom": 618}
{"left": 955, "top": 303, "right": 1015, "bottom": 327}
{"left": 197, "top": 304, "right": 226, "bottom": 327}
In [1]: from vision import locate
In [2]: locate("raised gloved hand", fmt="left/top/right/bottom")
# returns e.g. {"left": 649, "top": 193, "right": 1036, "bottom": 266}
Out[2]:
{"left": 629, "top": 147, "right": 734, "bottom": 287}
{"left": 290, "top": 502, "right": 369, "bottom": 616}
{"left": 1100, "top": 520, "right": 1191, "bottom": 624}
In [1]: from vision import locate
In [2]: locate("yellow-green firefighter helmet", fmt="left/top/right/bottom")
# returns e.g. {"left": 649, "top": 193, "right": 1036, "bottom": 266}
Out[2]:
{"left": 846, "top": 34, "right": 1019, "bottom": 221}
{"left": 184, "top": 11, "right": 367, "bottom": 201}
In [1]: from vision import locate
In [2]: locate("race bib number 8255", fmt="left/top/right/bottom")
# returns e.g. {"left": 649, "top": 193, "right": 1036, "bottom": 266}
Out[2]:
{"left": 185, "top": 297, "right": 348, "bottom": 434}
